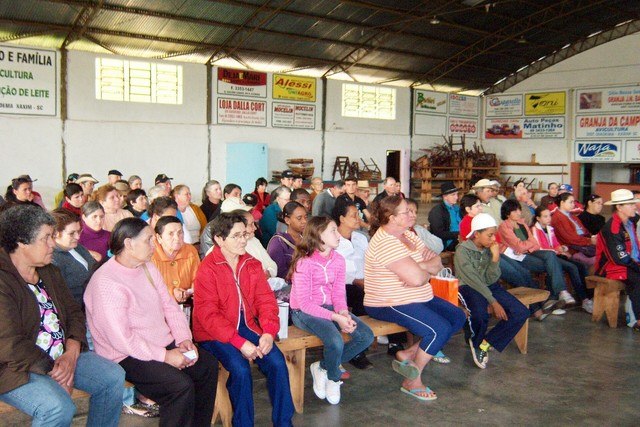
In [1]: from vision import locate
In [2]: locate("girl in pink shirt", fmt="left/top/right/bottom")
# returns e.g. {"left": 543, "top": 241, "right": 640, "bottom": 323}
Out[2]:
{"left": 289, "top": 217, "right": 373, "bottom": 405}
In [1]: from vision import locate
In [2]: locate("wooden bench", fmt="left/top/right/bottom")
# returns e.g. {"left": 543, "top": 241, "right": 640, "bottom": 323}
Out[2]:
{"left": 0, "top": 381, "right": 135, "bottom": 418}
{"left": 213, "top": 288, "right": 547, "bottom": 426}
{"left": 506, "top": 287, "right": 549, "bottom": 354}
{"left": 586, "top": 275, "right": 626, "bottom": 328}
{"left": 212, "top": 316, "right": 408, "bottom": 426}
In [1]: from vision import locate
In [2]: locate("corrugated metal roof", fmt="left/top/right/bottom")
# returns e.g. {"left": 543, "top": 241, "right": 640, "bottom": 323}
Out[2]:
{"left": 0, "top": 0, "right": 639, "bottom": 90}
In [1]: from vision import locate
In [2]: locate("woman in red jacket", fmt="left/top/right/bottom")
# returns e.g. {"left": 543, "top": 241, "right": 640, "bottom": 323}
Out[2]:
{"left": 551, "top": 193, "right": 596, "bottom": 267}
{"left": 193, "top": 211, "right": 294, "bottom": 427}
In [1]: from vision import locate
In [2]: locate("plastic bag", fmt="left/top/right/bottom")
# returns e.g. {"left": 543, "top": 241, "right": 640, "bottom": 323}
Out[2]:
{"left": 429, "top": 268, "right": 459, "bottom": 306}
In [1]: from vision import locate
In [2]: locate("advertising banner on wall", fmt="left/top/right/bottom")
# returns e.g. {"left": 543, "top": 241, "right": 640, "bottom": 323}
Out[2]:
{"left": 485, "top": 118, "right": 523, "bottom": 139}
{"left": 217, "top": 98, "right": 267, "bottom": 126}
{"left": 448, "top": 116, "right": 478, "bottom": 137}
{"left": 414, "top": 113, "right": 447, "bottom": 136}
{"left": 273, "top": 74, "right": 316, "bottom": 102}
{"left": 0, "top": 45, "right": 57, "bottom": 116}
{"left": 522, "top": 117, "right": 565, "bottom": 139}
{"left": 574, "top": 140, "right": 622, "bottom": 162}
{"left": 485, "top": 117, "right": 566, "bottom": 139}
{"left": 448, "top": 94, "right": 479, "bottom": 116}
{"left": 217, "top": 67, "right": 267, "bottom": 98}
{"left": 624, "top": 140, "right": 640, "bottom": 162}
{"left": 485, "top": 94, "right": 523, "bottom": 117}
{"left": 524, "top": 92, "right": 566, "bottom": 116}
{"left": 272, "top": 102, "right": 315, "bottom": 129}
{"left": 577, "top": 85, "right": 640, "bottom": 113}
{"left": 575, "top": 114, "right": 640, "bottom": 138}
{"left": 414, "top": 89, "right": 447, "bottom": 114}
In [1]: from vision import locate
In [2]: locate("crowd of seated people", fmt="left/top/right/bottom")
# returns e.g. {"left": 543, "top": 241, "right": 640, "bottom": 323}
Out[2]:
{"left": 1, "top": 166, "right": 638, "bottom": 425}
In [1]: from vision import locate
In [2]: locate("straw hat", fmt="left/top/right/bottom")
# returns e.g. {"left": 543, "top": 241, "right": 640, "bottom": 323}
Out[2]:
{"left": 221, "top": 197, "right": 251, "bottom": 212}
{"left": 472, "top": 179, "right": 493, "bottom": 189}
{"left": 357, "top": 180, "right": 370, "bottom": 190}
{"left": 604, "top": 189, "right": 640, "bottom": 205}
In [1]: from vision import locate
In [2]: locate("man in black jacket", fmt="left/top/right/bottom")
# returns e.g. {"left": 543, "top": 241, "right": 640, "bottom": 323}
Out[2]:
{"left": 428, "top": 181, "right": 461, "bottom": 252}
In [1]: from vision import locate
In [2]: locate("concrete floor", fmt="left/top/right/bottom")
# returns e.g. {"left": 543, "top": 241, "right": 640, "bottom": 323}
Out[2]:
{"left": 56, "top": 306, "right": 638, "bottom": 427}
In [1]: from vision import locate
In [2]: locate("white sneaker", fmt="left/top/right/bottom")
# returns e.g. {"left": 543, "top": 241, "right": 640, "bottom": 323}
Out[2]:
{"left": 377, "top": 335, "right": 389, "bottom": 345}
{"left": 310, "top": 362, "right": 327, "bottom": 399}
{"left": 325, "top": 379, "right": 343, "bottom": 405}
{"left": 551, "top": 308, "right": 566, "bottom": 315}
{"left": 582, "top": 298, "right": 594, "bottom": 314}
{"left": 559, "top": 290, "right": 576, "bottom": 305}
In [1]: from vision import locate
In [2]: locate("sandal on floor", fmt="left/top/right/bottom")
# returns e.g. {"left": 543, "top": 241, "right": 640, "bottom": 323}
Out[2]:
{"left": 400, "top": 386, "right": 437, "bottom": 401}
{"left": 432, "top": 350, "right": 451, "bottom": 364}
{"left": 392, "top": 359, "right": 420, "bottom": 380}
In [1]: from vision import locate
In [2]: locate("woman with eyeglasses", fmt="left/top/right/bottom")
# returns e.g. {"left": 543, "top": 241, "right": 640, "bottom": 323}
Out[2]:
{"left": 194, "top": 211, "right": 294, "bottom": 427}
{"left": 267, "top": 201, "right": 308, "bottom": 279}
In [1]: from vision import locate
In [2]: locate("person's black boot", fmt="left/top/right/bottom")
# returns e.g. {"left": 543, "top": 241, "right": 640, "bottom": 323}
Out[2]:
{"left": 349, "top": 352, "right": 373, "bottom": 369}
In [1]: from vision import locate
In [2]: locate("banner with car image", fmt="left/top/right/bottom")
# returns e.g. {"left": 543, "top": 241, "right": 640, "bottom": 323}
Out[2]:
{"left": 485, "top": 117, "right": 564, "bottom": 139}
{"left": 485, "top": 118, "right": 522, "bottom": 139}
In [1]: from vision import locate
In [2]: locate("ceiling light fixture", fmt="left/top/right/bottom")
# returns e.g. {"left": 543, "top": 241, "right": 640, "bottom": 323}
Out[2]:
{"left": 517, "top": 35, "right": 527, "bottom": 44}
{"left": 430, "top": 16, "right": 441, "bottom": 25}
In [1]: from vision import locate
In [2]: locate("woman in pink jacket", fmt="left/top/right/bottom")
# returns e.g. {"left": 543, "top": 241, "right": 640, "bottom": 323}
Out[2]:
{"left": 289, "top": 216, "right": 374, "bottom": 405}
{"left": 532, "top": 206, "right": 592, "bottom": 313}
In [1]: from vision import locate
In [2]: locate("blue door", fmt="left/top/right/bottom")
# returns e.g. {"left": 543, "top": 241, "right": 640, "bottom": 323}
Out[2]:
{"left": 226, "top": 143, "right": 268, "bottom": 195}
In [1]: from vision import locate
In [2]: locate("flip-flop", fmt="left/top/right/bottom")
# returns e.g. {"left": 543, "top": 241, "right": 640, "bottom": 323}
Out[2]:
{"left": 400, "top": 386, "right": 437, "bottom": 401}
{"left": 391, "top": 359, "right": 420, "bottom": 380}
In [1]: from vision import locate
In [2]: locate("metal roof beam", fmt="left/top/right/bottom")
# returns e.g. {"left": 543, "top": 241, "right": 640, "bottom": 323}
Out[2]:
{"left": 411, "top": 0, "right": 611, "bottom": 87}
{"left": 483, "top": 19, "right": 640, "bottom": 94}
{"left": 0, "top": 17, "right": 495, "bottom": 85}
{"left": 61, "top": 0, "right": 103, "bottom": 49}
{"left": 38, "top": 0, "right": 527, "bottom": 67}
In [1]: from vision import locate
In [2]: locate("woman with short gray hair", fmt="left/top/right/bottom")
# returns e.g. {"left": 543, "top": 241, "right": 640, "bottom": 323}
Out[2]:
{"left": 0, "top": 204, "right": 125, "bottom": 426}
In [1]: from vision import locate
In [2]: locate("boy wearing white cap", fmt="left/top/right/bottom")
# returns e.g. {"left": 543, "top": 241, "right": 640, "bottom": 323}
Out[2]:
{"left": 454, "top": 214, "right": 529, "bottom": 369}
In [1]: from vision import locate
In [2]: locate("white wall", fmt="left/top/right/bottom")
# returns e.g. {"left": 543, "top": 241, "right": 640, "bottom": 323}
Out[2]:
{"left": 324, "top": 79, "right": 411, "bottom": 184}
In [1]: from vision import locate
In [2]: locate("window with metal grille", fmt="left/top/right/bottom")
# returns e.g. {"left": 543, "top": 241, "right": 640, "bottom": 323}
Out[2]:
{"left": 95, "top": 58, "right": 182, "bottom": 104}
{"left": 341, "top": 83, "right": 396, "bottom": 120}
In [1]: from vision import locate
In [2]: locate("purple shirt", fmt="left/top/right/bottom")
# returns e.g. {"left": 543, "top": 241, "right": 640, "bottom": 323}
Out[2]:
{"left": 266, "top": 232, "right": 296, "bottom": 279}
{"left": 79, "top": 225, "right": 110, "bottom": 260}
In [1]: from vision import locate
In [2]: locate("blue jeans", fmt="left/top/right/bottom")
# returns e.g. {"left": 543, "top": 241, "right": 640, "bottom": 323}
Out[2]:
{"left": 365, "top": 297, "right": 466, "bottom": 356}
{"left": 556, "top": 256, "right": 588, "bottom": 300}
{"left": 199, "top": 314, "right": 294, "bottom": 427}
{"left": 290, "top": 305, "right": 374, "bottom": 381}
{"left": 499, "top": 255, "right": 543, "bottom": 312}
{"left": 459, "top": 283, "right": 529, "bottom": 352}
{"left": 521, "top": 250, "right": 566, "bottom": 298}
{"left": 0, "top": 351, "right": 125, "bottom": 427}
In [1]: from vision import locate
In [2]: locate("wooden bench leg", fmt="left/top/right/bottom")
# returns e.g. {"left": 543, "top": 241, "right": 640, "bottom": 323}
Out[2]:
{"left": 513, "top": 318, "right": 529, "bottom": 355}
{"left": 592, "top": 284, "right": 621, "bottom": 328}
{"left": 284, "top": 349, "right": 306, "bottom": 414}
{"left": 212, "top": 366, "right": 232, "bottom": 427}
{"left": 604, "top": 289, "right": 621, "bottom": 328}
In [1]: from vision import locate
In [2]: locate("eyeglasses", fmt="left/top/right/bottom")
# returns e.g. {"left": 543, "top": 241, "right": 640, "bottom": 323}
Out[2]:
{"left": 228, "top": 232, "right": 250, "bottom": 241}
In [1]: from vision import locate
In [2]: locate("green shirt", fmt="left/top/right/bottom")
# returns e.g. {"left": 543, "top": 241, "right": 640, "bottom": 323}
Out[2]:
{"left": 454, "top": 239, "right": 501, "bottom": 304}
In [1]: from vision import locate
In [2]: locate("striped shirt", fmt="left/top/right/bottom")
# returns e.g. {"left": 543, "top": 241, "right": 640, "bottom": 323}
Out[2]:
{"left": 364, "top": 228, "right": 434, "bottom": 307}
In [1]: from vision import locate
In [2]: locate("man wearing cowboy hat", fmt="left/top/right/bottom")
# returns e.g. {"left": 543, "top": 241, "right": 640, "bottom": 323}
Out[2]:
{"left": 428, "top": 181, "right": 461, "bottom": 251}
{"left": 473, "top": 178, "right": 503, "bottom": 225}
{"left": 596, "top": 189, "right": 640, "bottom": 332}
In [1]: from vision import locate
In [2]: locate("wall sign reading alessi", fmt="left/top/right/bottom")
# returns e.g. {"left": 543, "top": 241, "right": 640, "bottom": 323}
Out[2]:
{"left": 272, "top": 74, "right": 316, "bottom": 102}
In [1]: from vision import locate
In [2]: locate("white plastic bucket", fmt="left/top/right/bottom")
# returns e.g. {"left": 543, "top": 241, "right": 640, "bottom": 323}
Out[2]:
{"left": 278, "top": 301, "right": 289, "bottom": 339}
